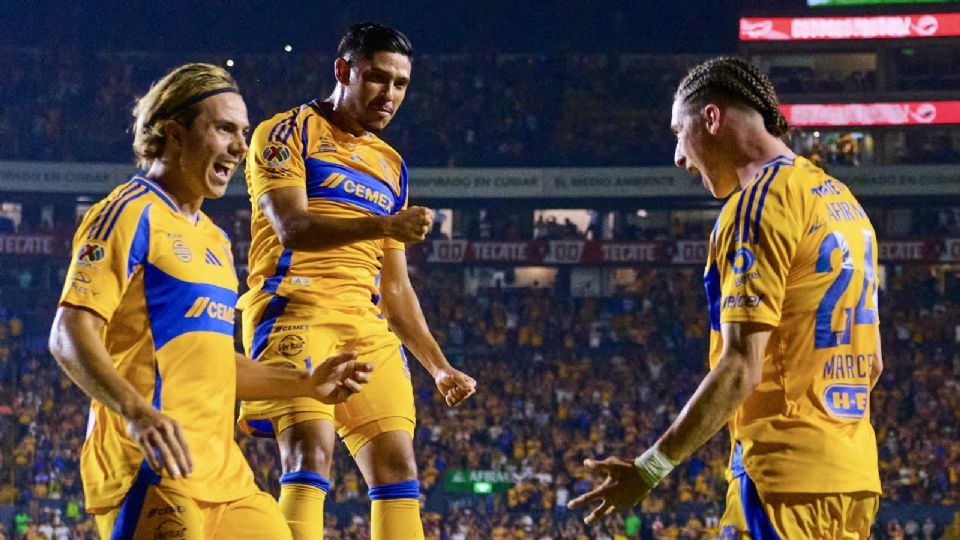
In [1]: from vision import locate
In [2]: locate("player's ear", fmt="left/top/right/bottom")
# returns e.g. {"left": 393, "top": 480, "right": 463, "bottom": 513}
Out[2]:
{"left": 161, "top": 119, "right": 185, "bottom": 154}
{"left": 334, "top": 57, "right": 352, "bottom": 86}
{"left": 702, "top": 103, "right": 722, "bottom": 135}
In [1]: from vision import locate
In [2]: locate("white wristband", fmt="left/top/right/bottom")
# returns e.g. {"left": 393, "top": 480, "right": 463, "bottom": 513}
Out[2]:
{"left": 634, "top": 446, "right": 677, "bottom": 487}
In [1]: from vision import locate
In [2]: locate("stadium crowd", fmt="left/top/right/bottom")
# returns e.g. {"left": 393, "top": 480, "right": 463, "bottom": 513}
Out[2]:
{"left": 1, "top": 252, "right": 959, "bottom": 537}
{"left": 1, "top": 48, "right": 959, "bottom": 168}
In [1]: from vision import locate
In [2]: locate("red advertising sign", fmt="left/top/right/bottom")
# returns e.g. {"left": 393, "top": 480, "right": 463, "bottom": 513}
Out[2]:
{"left": 416, "top": 240, "right": 663, "bottom": 265}
{"left": 740, "top": 13, "right": 960, "bottom": 41}
{"left": 411, "top": 239, "right": 941, "bottom": 265}
{"left": 780, "top": 101, "right": 960, "bottom": 126}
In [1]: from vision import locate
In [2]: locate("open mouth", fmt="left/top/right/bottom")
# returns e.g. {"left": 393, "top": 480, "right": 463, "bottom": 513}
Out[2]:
{"left": 213, "top": 162, "right": 234, "bottom": 181}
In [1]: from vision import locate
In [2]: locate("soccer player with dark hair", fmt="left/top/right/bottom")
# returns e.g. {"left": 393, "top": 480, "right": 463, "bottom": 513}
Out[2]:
{"left": 48, "top": 63, "right": 373, "bottom": 539}
{"left": 239, "top": 23, "right": 476, "bottom": 539}
{"left": 570, "top": 56, "right": 882, "bottom": 539}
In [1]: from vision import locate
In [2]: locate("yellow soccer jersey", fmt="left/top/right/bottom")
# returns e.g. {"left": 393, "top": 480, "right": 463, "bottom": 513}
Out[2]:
{"left": 704, "top": 155, "right": 881, "bottom": 495}
{"left": 59, "top": 176, "right": 258, "bottom": 510}
{"left": 240, "top": 100, "right": 409, "bottom": 311}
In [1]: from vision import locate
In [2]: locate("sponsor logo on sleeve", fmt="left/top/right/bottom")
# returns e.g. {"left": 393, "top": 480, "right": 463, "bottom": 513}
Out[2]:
{"left": 76, "top": 243, "right": 105, "bottom": 263}
{"left": 262, "top": 144, "right": 291, "bottom": 168}
{"left": 721, "top": 293, "right": 765, "bottom": 309}
{"left": 727, "top": 247, "right": 756, "bottom": 274}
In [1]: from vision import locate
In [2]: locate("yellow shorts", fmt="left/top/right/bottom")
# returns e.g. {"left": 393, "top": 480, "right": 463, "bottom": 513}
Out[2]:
{"left": 719, "top": 473, "right": 879, "bottom": 539}
{"left": 239, "top": 296, "right": 416, "bottom": 456}
{"left": 94, "top": 464, "right": 290, "bottom": 540}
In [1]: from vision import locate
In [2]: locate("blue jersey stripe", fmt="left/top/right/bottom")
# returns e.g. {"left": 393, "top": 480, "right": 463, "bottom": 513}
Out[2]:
{"left": 87, "top": 182, "right": 140, "bottom": 239}
{"left": 267, "top": 119, "right": 283, "bottom": 142}
{"left": 135, "top": 177, "right": 179, "bottom": 212}
{"left": 110, "top": 461, "right": 161, "bottom": 540}
{"left": 270, "top": 111, "right": 297, "bottom": 143}
{"left": 92, "top": 186, "right": 148, "bottom": 240}
{"left": 732, "top": 188, "right": 747, "bottom": 248}
{"left": 126, "top": 204, "right": 152, "bottom": 278}
{"left": 751, "top": 166, "right": 781, "bottom": 245}
{"left": 100, "top": 189, "right": 150, "bottom": 241}
{"left": 300, "top": 114, "right": 313, "bottom": 159}
{"left": 281, "top": 117, "right": 297, "bottom": 142}
{"left": 263, "top": 248, "right": 293, "bottom": 294}
{"left": 88, "top": 183, "right": 142, "bottom": 240}
{"left": 397, "top": 160, "right": 409, "bottom": 211}
{"left": 740, "top": 171, "right": 766, "bottom": 244}
{"left": 305, "top": 159, "right": 400, "bottom": 216}
{"left": 143, "top": 263, "right": 238, "bottom": 350}
{"left": 250, "top": 294, "right": 289, "bottom": 360}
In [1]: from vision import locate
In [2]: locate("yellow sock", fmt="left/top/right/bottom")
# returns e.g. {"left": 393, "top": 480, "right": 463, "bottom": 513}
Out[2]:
{"left": 279, "top": 471, "right": 329, "bottom": 540}
{"left": 369, "top": 481, "right": 424, "bottom": 540}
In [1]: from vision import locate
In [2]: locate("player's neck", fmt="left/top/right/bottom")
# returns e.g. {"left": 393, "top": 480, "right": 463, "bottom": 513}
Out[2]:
{"left": 322, "top": 97, "right": 366, "bottom": 137}
{"left": 733, "top": 137, "right": 795, "bottom": 190}
{"left": 145, "top": 163, "right": 203, "bottom": 220}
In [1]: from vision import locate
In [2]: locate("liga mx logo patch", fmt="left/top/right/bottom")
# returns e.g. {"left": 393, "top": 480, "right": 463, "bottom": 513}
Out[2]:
{"left": 76, "top": 242, "right": 105, "bottom": 263}
{"left": 262, "top": 144, "right": 291, "bottom": 168}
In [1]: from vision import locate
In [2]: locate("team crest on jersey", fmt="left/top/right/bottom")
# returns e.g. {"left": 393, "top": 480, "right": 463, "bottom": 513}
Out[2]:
{"left": 377, "top": 157, "right": 397, "bottom": 184}
{"left": 317, "top": 137, "right": 337, "bottom": 153}
{"left": 76, "top": 243, "right": 105, "bottom": 263}
{"left": 262, "top": 144, "right": 291, "bottom": 168}
{"left": 172, "top": 240, "right": 192, "bottom": 262}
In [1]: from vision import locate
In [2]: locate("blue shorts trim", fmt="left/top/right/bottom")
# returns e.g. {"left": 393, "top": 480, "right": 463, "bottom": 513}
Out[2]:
{"left": 740, "top": 473, "right": 782, "bottom": 540}
{"left": 110, "top": 461, "right": 161, "bottom": 540}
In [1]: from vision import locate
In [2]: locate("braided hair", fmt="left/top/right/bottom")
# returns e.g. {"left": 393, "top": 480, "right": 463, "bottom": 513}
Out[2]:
{"left": 675, "top": 56, "right": 789, "bottom": 137}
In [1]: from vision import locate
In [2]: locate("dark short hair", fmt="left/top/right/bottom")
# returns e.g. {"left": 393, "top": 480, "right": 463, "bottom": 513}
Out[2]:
{"left": 675, "top": 56, "right": 789, "bottom": 137}
{"left": 338, "top": 22, "right": 413, "bottom": 63}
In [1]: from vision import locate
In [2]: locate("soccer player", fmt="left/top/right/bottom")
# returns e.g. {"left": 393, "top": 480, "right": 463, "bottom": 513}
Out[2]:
{"left": 569, "top": 56, "right": 882, "bottom": 538}
{"left": 239, "top": 23, "right": 476, "bottom": 539}
{"left": 48, "top": 63, "right": 372, "bottom": 540}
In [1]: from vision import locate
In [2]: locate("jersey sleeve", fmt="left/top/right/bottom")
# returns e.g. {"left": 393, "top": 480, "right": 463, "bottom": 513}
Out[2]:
{"left": 383, "top": 160, "right": 410, "bottom": 251}
{"left": 245, "top": 110, "right": 306, "bottom": 202}
{"left": 59, "top": 196, "right": 152, "bottom": 321}
{"left": 717, "top": 175, "right": 802, "bottom": 327}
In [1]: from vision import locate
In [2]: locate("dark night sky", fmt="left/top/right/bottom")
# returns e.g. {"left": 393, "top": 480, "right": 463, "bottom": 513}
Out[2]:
{"left": 0, "top": 0, "right": 817, "bottom": 55}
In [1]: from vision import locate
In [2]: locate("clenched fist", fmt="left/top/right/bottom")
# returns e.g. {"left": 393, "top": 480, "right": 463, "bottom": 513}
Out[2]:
{"left": 384, "top": 206, "right": 434, "bottom": 244}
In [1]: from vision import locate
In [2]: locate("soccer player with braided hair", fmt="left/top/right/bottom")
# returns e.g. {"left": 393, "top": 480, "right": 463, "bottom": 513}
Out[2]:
{"left": 570, "top": 56, "right": 882, "bottom": 538}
